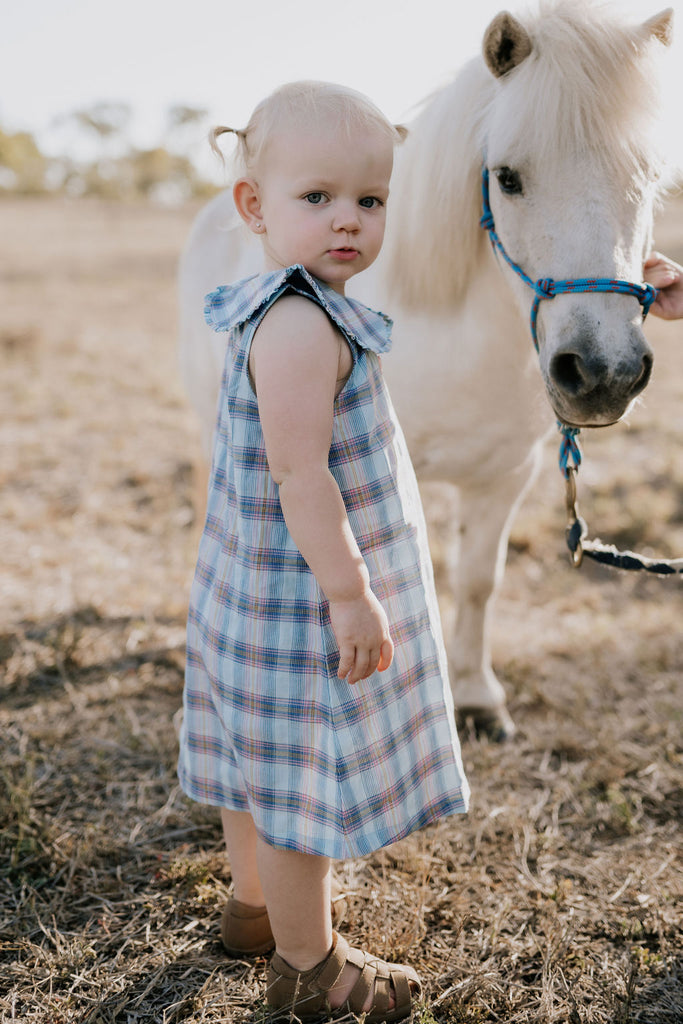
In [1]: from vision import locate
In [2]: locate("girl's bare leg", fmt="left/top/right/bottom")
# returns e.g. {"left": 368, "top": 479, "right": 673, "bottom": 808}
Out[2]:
{"left": 220, "top": 808, "right": 266, "bottom": 906}
{"left": 255, "top": 835, "right": 332, "bottom": 968}
{"left": 255, "top": 834, "right": 388, "bottom": 1011}
{"left": 222, "top": 814, "right": 396, "bottom": 1010}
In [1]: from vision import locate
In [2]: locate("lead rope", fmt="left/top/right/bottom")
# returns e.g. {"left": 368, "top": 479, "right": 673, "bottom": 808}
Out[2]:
{"left": 480, "top": 166, "right": 683, "bottom": 576}
{"left": 559, "top": 425, "right": 683, "bottom": 575}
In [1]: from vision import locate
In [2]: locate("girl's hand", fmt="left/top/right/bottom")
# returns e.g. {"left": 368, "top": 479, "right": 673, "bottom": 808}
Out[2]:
{"left": 644, "top": 252, "right": 683, "bottom": 320}
{"left": 329, "top": 592, "right": 394, "bottom": 684}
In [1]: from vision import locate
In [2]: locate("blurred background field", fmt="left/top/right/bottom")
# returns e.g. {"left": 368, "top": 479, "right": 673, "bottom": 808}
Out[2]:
{"left": 1, "top": 189, "right": 681, "bottom": 1023}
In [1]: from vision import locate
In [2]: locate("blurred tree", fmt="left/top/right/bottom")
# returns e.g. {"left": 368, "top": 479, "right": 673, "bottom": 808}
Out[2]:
{"left": 0, "top": 128, "right": 48, "bottom": 193}
{"left": 67, "top": 102, "right": 132, "bottom": 194}
{"left": 72, "top": 101, "right": 132, "bottom": 148}
{"left": 167, "top": 105, "right": 208, "bottom": 134}
{"left": 165, "top": 105, "right": 210, "bottom": 173}
{"left": 126, "top": 146, "right": 197, "bottom": 201}
{"left": 0, "top": 101, "right": 219, "bottom": 200}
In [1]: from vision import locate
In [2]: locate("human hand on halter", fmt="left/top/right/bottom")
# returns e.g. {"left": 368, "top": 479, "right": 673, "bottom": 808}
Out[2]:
{"left": 644, "top": 252, "right": 683, "bottom": 320}
{"left": 329, "top": 592, "right": 394, "bottom": 685}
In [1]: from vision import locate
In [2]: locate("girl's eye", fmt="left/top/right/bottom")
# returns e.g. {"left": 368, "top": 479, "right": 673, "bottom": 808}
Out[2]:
{"left": 304, "top": 192, "right": 326, "bottom": 205}
{"left": 359, "top": 196, "right": 383, "bottom": 209}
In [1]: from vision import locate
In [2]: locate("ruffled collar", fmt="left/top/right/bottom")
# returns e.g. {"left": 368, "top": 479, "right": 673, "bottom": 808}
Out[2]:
{"left": 204, "top": 264, "right": 392, "bottom": 355}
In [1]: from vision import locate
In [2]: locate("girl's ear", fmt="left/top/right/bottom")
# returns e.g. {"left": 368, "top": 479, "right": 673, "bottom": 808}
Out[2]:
{"left": 233, "top": 178, "right": 265, "bottom": 234}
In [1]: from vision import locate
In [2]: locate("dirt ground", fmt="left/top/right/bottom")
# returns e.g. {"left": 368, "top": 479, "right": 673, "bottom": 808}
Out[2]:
{"left": 1, "top": 194, "right": 681, "bottom": 1023}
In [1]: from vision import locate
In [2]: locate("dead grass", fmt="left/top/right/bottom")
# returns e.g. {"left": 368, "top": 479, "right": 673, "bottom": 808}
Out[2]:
{"left": 1, "top": 195, "right": 682, "bottom": 1023}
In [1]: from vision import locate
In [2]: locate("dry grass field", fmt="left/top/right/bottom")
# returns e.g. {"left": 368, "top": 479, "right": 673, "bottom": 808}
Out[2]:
{"left": 1, "top": 194, "right": 682, "bottom": 1024}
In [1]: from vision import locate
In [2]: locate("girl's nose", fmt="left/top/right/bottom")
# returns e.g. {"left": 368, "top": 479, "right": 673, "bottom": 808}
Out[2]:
{"left": 332, "top": 203, "right": 361, "bottom": 232}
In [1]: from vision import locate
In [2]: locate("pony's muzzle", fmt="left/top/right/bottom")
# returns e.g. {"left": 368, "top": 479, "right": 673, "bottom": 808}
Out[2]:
{"left": 550, "top": 347, "right": 653, "bottom": 399}
{"left": 547, "top": 325, "right": 653, "bottom": 424}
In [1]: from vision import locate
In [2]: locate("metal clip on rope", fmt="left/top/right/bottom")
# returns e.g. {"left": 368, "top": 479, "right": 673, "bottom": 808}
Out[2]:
{"left": 564, "top": 467, "right": 584, "bottom": 568}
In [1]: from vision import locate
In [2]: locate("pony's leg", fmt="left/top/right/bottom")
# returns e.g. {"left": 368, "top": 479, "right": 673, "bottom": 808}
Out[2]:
{"left": 446, "top": 449, "right": 542, "bottom": 740}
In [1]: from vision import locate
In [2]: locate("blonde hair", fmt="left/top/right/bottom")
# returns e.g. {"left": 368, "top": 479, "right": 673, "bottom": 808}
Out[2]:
{"left": 210, "top": 80, "right": 407, "bottom": 177}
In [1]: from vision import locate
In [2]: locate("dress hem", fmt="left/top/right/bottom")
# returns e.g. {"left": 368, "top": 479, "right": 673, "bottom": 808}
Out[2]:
{"left": 177, "top": 772, "right": 470, "bottom": 860}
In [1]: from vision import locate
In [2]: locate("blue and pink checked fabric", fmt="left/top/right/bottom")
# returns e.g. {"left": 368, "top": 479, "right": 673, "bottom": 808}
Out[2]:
{"left": 177, "top": 265, "right": 469, "bottom": 858}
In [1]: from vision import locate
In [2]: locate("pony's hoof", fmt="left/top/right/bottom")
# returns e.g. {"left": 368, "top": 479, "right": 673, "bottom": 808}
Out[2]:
{"left": 456, "top": 704, "right": 516, "bottom": 743}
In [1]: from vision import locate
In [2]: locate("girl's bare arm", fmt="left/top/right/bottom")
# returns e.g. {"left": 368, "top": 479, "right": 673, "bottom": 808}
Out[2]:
{"left": 250, "top": 295, "right": 393, "bottom": 684}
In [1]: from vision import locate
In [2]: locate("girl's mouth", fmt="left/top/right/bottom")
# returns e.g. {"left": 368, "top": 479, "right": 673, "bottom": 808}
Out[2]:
{"left": 329, "top": 248, "right": 359, "bottom": 261}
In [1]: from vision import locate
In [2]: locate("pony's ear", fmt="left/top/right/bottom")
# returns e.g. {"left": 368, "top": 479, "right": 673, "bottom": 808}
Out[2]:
{"left": 482, "top": 11, "right": 533, "bottom": 78}
{"left": 642, "top": 7, "right": 674, "bottom": 46}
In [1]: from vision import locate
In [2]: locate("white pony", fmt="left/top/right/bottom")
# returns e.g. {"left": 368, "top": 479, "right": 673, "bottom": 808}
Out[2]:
{"left": 178, "top": 1, "right": 673, "bottom": 739}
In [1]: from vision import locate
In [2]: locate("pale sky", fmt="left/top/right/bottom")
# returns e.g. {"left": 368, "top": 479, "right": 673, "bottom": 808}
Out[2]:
{"left": 3, "top": 0, "right": 681, "bottom": 179}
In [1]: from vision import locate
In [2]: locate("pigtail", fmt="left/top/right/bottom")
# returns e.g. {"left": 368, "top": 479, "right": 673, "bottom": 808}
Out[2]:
{"left": 209, "top": 85, "right": 403, "bottom": 176}
{"left": 209, "top": 125, "right": 246, "bottom": 162}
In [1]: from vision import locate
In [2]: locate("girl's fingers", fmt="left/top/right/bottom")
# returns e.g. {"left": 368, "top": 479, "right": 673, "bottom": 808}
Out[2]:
{"left": 348, "top": 649, "right": 371, "bottom": 684}
{"left": 339, "top": 635, "right": 394, "bottom": 684}
{"left": 650, "top": 268, "right": 678, "bottom": 286}
{"left": 377, "top": 637, "right": 394, "bottom": 672}
{"left": 366, "top": 648, "right": 381, "bottom": 677}
{"left": 337, "top": 644, "right": 355, "bottom": 680}
{"left": 644, "top": 253, "right": 681, "bottom": 286}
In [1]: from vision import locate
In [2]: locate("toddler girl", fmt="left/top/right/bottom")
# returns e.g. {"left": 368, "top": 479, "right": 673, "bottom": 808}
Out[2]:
{"left": 177, "top": 81, "right": 469, "bottom": 1021}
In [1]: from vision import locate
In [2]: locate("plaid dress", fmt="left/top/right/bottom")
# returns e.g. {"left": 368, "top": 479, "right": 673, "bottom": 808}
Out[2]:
{"left": 178, "top": 265, "right": 469, "bottom": 858}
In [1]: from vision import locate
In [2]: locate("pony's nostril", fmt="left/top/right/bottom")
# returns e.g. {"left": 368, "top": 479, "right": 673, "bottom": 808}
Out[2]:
{"left": 550, "top": 352, "right": 592, "bottom": 396}
{"left": 630, "top": 352, "right": 653, "bottom": 396}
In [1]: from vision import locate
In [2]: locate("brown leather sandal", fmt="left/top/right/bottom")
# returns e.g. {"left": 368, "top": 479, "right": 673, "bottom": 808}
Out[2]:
{"left": 221, "top": 890, "right": 348, "bottom": 958}
{"left": 266, "top": 931, "right": 421, "bottom": 1022}
{"left": 221, "top": 898, "right": 275, "bottom": 956}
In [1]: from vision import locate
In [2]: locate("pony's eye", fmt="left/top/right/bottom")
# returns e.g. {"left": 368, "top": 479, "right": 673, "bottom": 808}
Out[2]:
{"left": 496, "top": 167, "right": 523, "bottom": 195}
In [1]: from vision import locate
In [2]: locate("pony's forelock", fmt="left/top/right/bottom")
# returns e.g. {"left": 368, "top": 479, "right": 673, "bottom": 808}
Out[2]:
{"left": 489, "top": 0, "right": 667, "bottom": 185}
{"left": 386, "top": 0, "right": 672, "bottom": 312}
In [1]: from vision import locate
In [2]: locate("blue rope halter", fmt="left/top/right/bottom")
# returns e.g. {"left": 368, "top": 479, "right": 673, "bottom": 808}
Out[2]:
{"left": 478, "top": 166, "right": 683, "bottom": 575}
{"left": 479, "top": 165, "right": 657, "bottom": 478}
{"left": 479, "top": 167, "right": 657, "bottom": 352}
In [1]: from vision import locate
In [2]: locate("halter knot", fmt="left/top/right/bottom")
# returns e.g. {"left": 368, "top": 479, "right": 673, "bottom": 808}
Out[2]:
{"left": 535, "top": 278, "right": 556, "bottom": 299}
{"left": 479, "top": 209, "right": 495, "bottom": 232}
{"left": 639, "top": 282, "right": 657, "bottom": 317}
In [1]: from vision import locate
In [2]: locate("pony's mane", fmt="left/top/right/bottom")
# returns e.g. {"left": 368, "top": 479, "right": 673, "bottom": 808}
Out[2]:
{"left": 386, "top": 0, "right": 670, "bottom": 311}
